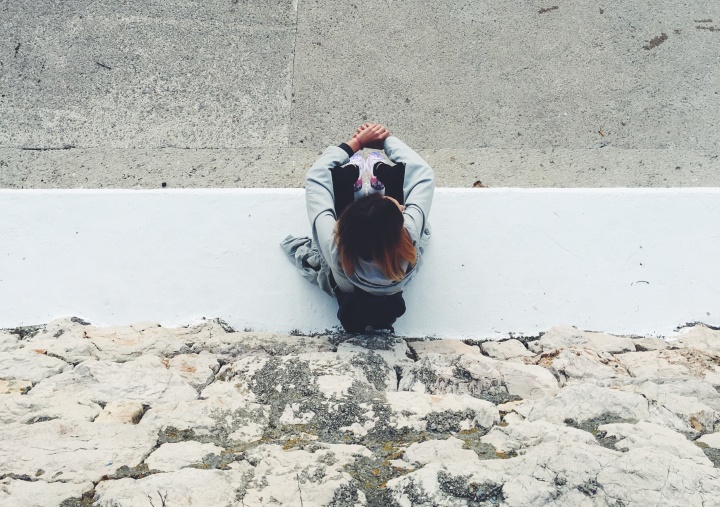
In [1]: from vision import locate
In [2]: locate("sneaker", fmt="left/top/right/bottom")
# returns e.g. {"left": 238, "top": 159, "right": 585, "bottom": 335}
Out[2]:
{"left": 349, "top": 152, "right": 366, "bottom": 196}
{"left": 366, "top": 151, "right": 385, "bottom": 193}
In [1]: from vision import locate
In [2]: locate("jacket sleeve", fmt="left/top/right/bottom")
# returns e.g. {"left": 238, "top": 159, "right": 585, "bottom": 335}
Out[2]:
{"left": 383, "top": 136, "right": 435, "bottom": 244}
{"left": 305, "top": 146, "right": 350, "bottom": 264}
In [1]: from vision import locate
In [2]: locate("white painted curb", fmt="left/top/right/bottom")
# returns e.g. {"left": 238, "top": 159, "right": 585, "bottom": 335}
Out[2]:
{"left": 1, "top": 188, "right": 719, "bottom": 338}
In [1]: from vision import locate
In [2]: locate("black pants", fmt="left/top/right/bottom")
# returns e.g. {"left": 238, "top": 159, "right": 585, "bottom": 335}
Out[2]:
{"left": 329, "top": 161, "right": 406, "bottom": 218}
{"left": 328, "top": 160, "right": 407, "bottom": 333}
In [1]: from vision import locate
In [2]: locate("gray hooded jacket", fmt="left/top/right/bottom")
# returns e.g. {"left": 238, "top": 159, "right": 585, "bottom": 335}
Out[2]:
{"left": 283, "top": 136, "right": 435, "bottom": 296}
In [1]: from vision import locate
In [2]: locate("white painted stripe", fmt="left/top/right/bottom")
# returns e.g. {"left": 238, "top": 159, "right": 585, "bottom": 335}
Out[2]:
{"left": 1, "top": 189, "right": 719, "bottom": 338}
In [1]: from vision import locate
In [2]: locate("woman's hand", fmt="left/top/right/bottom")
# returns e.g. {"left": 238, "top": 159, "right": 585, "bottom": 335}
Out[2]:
{"left": 347, "top": 123, "right": 390, "bottom": 151}
{"left": 356, "top": 123, "right": 390, "bottom": 149}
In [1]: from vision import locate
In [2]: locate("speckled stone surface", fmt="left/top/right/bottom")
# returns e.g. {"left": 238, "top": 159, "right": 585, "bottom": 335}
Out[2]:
{"left": 2, "top": 0, "right": 720, "bottom": 188}
{"left": 2, "top": 318, "right": 720, "bottom": 505}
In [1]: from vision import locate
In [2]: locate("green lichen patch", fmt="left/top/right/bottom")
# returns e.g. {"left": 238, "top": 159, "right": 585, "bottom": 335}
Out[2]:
{"left": 565, "top": 416, "right": 637, "bottom": 450}
{"left": 350, "top": 352, "right": 391, "bottom": 391}
{"left": 233, "top": 468, "right": 256, "bottom": 505}
{"left": 251, "top": 358, "right": 318, "bottom": 408}
{"left": 189, "top": 450, "right": 242, "bottom": 470}
{"left": 157, "top": 426, "right": 198, "bottom": 445}
{"left": 6, "top": 324, "right": 44, "bottom": 340}
{"left": 457, "top": 429, "right": 501, "bottom": 460}
{"left": 392, "top": 475, "right": 432, "bottom": 506}
{"left": 464, "top": 333, "right": 542, "bottom": 351}
{"left": 424, "top": 409, "right": 486, "bottom": 433}
{"left": 451, "top": 364, "right": 521, "bottom": 405}
{"left": 59, "top": 489, "right": 95, "bottom": 507}
{"left": 25, "top": 415, "right": 58, "bottom": 424}
{"left": 156, "top": 424, "right": 260, "bottom": 456}
{"left": 328, "top": 483, "right": 363, "bottom": 507}
{"left": 343, "top": 454, "right": 412, "bottom": 506}
{"left": 339, "top": 333, "right": 405, "bottom": 351}
{"left": 577, "top": 478, "right": 601, "bottom": 497}
{"left": 0, "top": 473, "right": 36, "bottom": 481}
{"left": 437, "top": 470, "right": 505, "bottom": 505}
{"left": 103, "top": 463, "right": 157, "bottom": 481}
{"left": 410, "top": 359, "right": 438, "bottom": 390}
{"left": 249, "top": 356, "right": 387, "bottom": 444}
{"left": 209, "top": 405, "right": 269, "bottom": 442}
{"left": 701, "top": 446, "right": 720, "bottom": 468}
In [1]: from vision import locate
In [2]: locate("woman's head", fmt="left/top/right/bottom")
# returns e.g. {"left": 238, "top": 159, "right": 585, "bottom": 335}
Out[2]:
{"left": 335, "top": 194, "right": 416, "bottom": 282}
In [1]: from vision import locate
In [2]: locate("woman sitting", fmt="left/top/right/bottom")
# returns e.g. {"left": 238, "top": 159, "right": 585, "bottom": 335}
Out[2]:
{"left": 282, "top": 123, "right": 435, "bottom": 333}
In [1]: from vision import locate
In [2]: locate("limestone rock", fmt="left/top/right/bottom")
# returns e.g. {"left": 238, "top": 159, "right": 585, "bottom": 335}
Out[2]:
{"left": 389, "top": 440, "right": 720, "bottom": 506}
{"left": 408, "top": 339, "right": 482, "bottom": 359}
{"left": 698, "top": 432, "right": 720, "bottom": 449}
{"left": 598, "top": 421, "right": 712, "bottom": 466}
{"left": 0, "top": 478, "right": 94, "bottom": 507}
{"left": 93, "top": 467, "right": 252, "bottom": 507}
{"left": 167, "top": 353, "right": 218, "bottom": 390}
{"left": 617, "top": 350, "right": 691, "bottom": 379}
{"left": 515, "top": 383, "right": 688, "bottom": 432}
{"left": 480, "top": 339, "right": 533, "bottom": 360}
{"left": 94, "top": 400, "right": 146, "bottom": 424}
{"left": 502, "top": 411, "right": 525, "bottom": 426}
{"left": 670, "top": 324, "right": 720, "bottom": 353}
{"left": 480, "top": 420, "right": 597, "bottom": 455}
{"left": 0, "top": 420, "right": 156, "bottom": 483}
{"left": 399, "top": 353, "right": 558, "bottom": 404}
{"left": 0, "top": 351, "right": 68, "bottom": 383}
{"left": 145, "top": 441, "right": 225, "bottom": 472}
{"left": 633, "top": 379, "right": 720, "bottom": 433}
{"left": 29, "top": 317, "right": 88, "bottom": 338}
{"left": 80, "top": 323, "right": 188, "bottom": 361}
{"left": 403, "top": 437, "right": 478, "bottom": 465}
{"left": 185, "top": 324, "right": 336, "bottom": 357}
{"left": 529, "top": 325, "right": 635, "bottom": 354}
{"left": 535, "top": 347, "right": 630, "bottom": 386}
{"left": 388, "top": 441, "right": 620, "bottom": 507}
{"left": 29, "top": 355, "right": 198, "bottom": 405}
{"left": 218, "top": 351, "right": 393, "bottom": 398}
{"left": 212, "top": 355, "right": 267, "bottom": 400}
{"left": 596, "top": 447, "right": 720, "bottom": 505}
{"left": 386, "top": 391, "right": 498, "bottom": 432}
{"left": 24, "top": 318, "right": 189, "bottom": 363}
{"left": 240, "top": 444, "right": 368, "bottom": 506}
{"left": 316, "top": 373, "right": 356, "bottom": 397}
{"left": 337, "top": 334, "right": 414, "bottom": 372}
{"left": 139, "top": 396, "right": 269, "bottom": 444}
{"left": 22, "top": 332, "right": 100, "bottom": 364}
{"left": 5, "top": 319, "right": 720, "bottom": 506}
{"left": 632, "top": 336, "right": 669, "bottom": 351}
{"left": 0, "top": 332, "right": 19, "bottom": 352}
{"left": 0, "top": 393, "right": 101, "bottom": 425}
{"left": 618, "top": 349, "right": 720, "bottom": 386}
{"left": 210, "top": 353, "right": 403, "bottom": 443}
{"left": 0, "top": 379, "right": 32, "bottom": 395}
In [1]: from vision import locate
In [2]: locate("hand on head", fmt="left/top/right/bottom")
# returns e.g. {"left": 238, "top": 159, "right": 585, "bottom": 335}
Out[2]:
{"left": 353, "top": 123, "right": 390, "bottom": 150}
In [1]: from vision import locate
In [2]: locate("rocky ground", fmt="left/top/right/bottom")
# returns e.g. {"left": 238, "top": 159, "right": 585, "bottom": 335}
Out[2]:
{"left": 1, "top": 319, "right": 720, "bottom": 506}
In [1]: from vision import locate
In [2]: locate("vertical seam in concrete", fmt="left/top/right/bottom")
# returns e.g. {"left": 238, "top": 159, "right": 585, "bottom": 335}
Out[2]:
{"left": 288, "top": 0, "right": 300, "bottom": 145}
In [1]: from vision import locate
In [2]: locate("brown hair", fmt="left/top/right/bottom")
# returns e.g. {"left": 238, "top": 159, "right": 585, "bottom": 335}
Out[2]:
{"left": 335, "top": 194, "right": 416, "bottom": 282}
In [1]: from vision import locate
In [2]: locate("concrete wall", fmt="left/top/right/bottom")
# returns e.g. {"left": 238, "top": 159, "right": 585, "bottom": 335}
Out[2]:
{"left": 1, "top": 189, "right": 719, "bottom": 338}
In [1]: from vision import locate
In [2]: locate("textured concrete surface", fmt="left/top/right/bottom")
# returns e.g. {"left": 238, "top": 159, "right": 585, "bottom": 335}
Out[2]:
{"left": 1, "top": 0, "right": 719, "bottom": 188}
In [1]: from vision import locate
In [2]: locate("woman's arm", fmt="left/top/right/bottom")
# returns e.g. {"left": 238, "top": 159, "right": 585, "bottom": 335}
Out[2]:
{"left": 305, "top": 146, "right": 349, "bottom": 263}
{"left": 383, "top": 136, "right": 435, "bottom": 243}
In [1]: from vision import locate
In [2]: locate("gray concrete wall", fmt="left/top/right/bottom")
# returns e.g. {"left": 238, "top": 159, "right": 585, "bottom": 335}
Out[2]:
{"left": 1, "top": 0, "right": 719, "bottom": 188}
